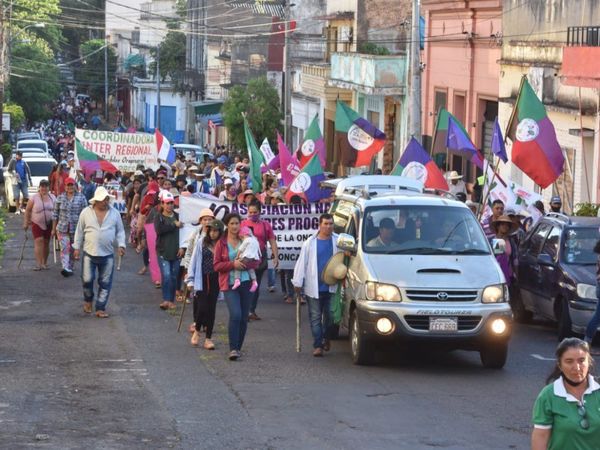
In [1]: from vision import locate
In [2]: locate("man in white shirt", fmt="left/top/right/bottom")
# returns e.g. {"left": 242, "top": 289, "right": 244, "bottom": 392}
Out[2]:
{"left": 73, "top": 187, "right": 126, "bottom": 318}
{"left": 446, "top": 170, "right": 467, "bottom": 196}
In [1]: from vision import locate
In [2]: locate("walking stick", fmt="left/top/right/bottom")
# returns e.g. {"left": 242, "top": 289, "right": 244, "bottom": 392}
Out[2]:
{"left": 17, "top": 231, "right": 28, "bottom": 269}
{"left": 295, "top": 291, "right": 301, "bottom": 353}
{"left": 177, "top": 284, "right": 190, "bottom": 332}
{"left": 117, "top": 253, "right": 122, "bottom": 271}
{"left": 52, "top": 235, "right": 57, "bottom": 265}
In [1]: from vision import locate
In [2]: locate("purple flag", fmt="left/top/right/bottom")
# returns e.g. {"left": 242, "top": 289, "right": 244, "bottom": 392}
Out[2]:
{"left": 446, "top": 115, "right": 484, "bottom": 169}
{"left": 491, "top": 117, "right": 508, "bottom": 163}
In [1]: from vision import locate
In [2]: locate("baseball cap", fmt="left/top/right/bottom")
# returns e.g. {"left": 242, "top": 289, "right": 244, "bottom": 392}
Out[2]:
{"left": 65, "top": 177, "right": 76, "bottom": 185}
{"left": 224, "top": 178, "right": 233, "bottom": 186}
{"left": 550, "top": 196, "right": 562, "bottom": 204}
{"left": 159, "top": 190, "right": 175, "bottom": 203}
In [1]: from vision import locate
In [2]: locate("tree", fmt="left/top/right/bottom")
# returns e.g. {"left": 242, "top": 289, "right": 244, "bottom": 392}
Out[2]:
{"left": 11, "top": 0, "right": 63, "bottom": 52}
{"left": 9, "top": 42, "right": 60, "bottom": 121}
{"left": 222, "top": 76, "right": 283, "bottom": 151}
{"left": 75, "top": 39, "right": 117, "bottom": 100}
{"left": 3, "top": 103, "right": 26, "bottom": 128}
{"left": 59, "top": 0, "right": 105, "bottom": 61}
{"left": 149, "top": 30, "right": 186, "bottom": 91}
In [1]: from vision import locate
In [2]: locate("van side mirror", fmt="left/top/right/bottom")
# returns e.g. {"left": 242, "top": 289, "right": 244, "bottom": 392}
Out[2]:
{"left": 537, "top": 253, "right": 554, "bottom": 266}
{"left": 491, "top": 238, "right": 506, "bottom": 256}
{"left": 337, "top": 233, "right": 357, "bottom": 255}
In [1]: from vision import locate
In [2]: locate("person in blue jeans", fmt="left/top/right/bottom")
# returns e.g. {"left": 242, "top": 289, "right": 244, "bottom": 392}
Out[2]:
{"left": 292, "top": 213, "right": 341, "bottom": 357}
{"left": 154, "top": 191, "right": 183, "bottom": 310}
{"left": 584, "top": 241, "right": 600, "bottom": 354}
{"left": 214, "top": 213, "right": 260, "bottom": 361}
{"left": 73, "top": 186, "right": 126, "bottom": 318}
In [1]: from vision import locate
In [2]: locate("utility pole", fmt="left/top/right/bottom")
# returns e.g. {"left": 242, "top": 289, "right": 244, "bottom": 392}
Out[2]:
{"left": 408, "top": 0, "right": 422, "bottom": 144}
{"left": 104, "top": 36, "right": 109, "bottom": 121}
{"left": 156, "top": 43, "right": 161, "bottom": 131}
{"left": 283, "top": 0, "right": 291, "bottom": 148}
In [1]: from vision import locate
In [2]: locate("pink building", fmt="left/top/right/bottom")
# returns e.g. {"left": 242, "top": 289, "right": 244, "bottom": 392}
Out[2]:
{"left": 421, "top": 0, "right": 502, "bottom": 183}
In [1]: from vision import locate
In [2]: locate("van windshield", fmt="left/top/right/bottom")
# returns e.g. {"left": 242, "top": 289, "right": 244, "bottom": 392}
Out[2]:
{"left": 362, "top": 205, "right": 490, "bottom": 255}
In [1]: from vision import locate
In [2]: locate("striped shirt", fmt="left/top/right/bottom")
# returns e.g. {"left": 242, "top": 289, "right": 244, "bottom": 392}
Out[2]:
{"left": 52, "top": 192, "right": 88, "bottom": 234}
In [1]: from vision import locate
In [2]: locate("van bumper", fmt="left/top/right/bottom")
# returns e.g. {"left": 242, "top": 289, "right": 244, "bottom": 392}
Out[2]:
{"left": 355, "top": 304, "right": 512, "bottom": 349}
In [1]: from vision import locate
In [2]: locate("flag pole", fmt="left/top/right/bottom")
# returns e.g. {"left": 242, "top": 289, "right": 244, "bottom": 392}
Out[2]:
{"left": 504, "top": 75, "right": 526, "bottom": 141}
{"left": 430, "top": 107, "right": 442, "bottom": 156}
{"left": 477, "top": 156, "right": 500, "bottom": 221}
{"left": 389, "top": 135, "right": 410, "bottom": 175}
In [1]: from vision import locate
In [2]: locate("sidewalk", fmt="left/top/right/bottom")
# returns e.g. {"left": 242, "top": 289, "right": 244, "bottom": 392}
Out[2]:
{"left": 0, "top": 212, "right": 264, "bottom": 449}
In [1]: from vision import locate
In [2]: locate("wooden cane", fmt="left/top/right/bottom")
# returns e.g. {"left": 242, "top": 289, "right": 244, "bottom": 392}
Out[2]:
{"left": 295, "top": 291, "right": 301, "bottom": 353}
{"left": 117, "top": 253, "right": 122, "bottom": 271}
{"left": 177, "top": 284, "right": 190, "bottom": 332}
{"left": 52, "top": 236, "right": 57, "bottom": 265}
{"left": 17, "top": 231, "right": 28, "bottom": 269}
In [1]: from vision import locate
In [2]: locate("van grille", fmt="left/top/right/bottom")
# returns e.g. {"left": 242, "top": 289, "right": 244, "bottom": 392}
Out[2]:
{"left": 405, "top": 290, "right": 478, "bottom": 302}
{"left": 404, "top": 315, "right": 482, "bottom": 331}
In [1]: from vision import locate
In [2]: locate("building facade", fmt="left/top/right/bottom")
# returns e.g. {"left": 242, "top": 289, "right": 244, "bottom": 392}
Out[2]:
{"left": 421, "top": 0, "right": 502, "bottom": 183}
{"left": 499, "top": 0, "right": 600, "bottom": 209}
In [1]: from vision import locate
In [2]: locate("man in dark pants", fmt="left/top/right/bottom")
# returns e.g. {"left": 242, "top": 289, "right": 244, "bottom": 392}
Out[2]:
{"left": 292, "top": 213, "right": 340, "bottom": 357}
{"left": 242, "top": 200, "right": 279, "bottom": 321}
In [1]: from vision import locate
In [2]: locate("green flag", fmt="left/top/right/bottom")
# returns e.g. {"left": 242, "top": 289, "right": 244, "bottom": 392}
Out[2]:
{"left": 243, "top": 116, "right": 265, "bottom": 193}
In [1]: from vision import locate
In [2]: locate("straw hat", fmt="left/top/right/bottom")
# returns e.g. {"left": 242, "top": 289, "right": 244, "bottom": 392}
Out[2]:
{"left": 89, "top": 186, "right": 114, "bottom": 204}
{"left": 446, "top": 170, "right": 463, "bottom": 181}
{"left": 322, "top": 252, "right": 348, "bottom": 286}
{"left": 237, "top": 189, "right": 255, "bottom": 204}
{"left": 491, "top": 215, "right": 519, "bottom": 234}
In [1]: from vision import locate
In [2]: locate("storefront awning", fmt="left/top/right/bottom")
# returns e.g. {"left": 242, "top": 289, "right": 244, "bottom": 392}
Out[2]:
{"left": 192, "top": 101, "right": 223, "bottom": 116}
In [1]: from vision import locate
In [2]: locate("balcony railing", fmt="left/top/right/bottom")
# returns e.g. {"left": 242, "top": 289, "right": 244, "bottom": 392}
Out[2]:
{"left": 567, "top": 26, "right": 600, "bottom": 46}
{"left": 329, "top": 52, "right": 406, "bottom": 95}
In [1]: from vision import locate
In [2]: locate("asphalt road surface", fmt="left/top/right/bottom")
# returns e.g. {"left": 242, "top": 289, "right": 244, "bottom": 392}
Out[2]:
{"left": 0, "top": 213, "right": 570, "bottom": 449}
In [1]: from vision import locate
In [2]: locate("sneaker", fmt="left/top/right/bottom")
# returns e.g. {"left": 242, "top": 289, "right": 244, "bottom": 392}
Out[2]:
{"left": 228, "top": 350, "right": 240, "bottom": 361}
{"left": 313, "top": 348, "right": 324, "bottom": 357}
{"left": 15, "top": 210, "right": 21, "bottom": 215}
{"left": 248, "top": 312, "right": 261, "bottom": 321}
{"left": 249, "top": 280, "right": 259, "bottom": 292}
{"left": 61, "top": 269, "right": 69, "bottom": 277}
{"left": 231, "top": 279, "right": 241, "bottom": 290}
{"left": 323, "top": 339, "right": 331, "bottom": 352}
{"left": 268, "top": 286, "right": 275, "bottom": 292}
{"left": 218, "top": 292, "right": 224, "bottom": 301}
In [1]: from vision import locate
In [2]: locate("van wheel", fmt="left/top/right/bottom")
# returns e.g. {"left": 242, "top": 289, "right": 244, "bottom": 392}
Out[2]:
{"left": 350, "top": 311, "right": 374, "bottom": 365}
{"left": 511, "top": 290, "right": 533, "bottom": 323}
{"left": 480, "top": 343, "right": 508, "bottom": 369}
{"left": 556, "top": 298, "right": 573, "bottom": 341}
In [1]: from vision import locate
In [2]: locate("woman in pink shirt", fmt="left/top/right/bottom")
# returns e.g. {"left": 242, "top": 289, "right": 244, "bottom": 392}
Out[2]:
{"left": 24, "top": 179, "right": 56, "bottom": 270}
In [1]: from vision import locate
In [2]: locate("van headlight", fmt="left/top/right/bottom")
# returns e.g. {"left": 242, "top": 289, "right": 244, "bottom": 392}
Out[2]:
{"left": 366, "top": 282, "right": 402, "bottom": 302}
{"left": 482, "top": 284, "right": 507, "bottom": 303}
{"left": 577, "top": 284, "right": 597, "bottom": 300}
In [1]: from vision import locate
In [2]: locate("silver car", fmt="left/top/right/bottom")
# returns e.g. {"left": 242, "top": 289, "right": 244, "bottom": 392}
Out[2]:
{"left": 328, "top": 176, "right": 513, "bottom": 368}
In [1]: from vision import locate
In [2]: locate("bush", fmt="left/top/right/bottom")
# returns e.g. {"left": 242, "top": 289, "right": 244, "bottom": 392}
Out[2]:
{"left": 573, "top": 203, "right": 600, "bottom": 217}
{"left": 1, "top": 143, "right": 11, "bottom": 165}
{"left": 0, "top": 209, "right": 10, "bottom": 262}
{"left": 358, "top": 42, "right": 391, "bottom": 55}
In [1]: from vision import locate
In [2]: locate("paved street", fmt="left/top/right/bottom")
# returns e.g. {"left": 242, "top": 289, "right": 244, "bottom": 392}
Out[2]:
{"left": 0, "top": 213, "right": 564, "bottom": 449}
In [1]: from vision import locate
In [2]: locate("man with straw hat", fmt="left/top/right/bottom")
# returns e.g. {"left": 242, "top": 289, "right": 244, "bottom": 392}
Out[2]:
{"left": 73, "top": 186, "right": 126, "bottom": 318}
{"left": 445, "top": 170, "right": 466, "bottom": 196}
{"left": 292, "top": 213, "right": 342, "bottom": 357}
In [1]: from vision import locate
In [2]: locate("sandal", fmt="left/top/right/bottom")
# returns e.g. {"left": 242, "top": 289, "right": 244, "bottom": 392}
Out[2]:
{"left": 159, "top": 302, "right": 169, "bottom": 310}
{"left": 138, "top": 267, "right": 147, "bottom": 275}
{"left": 154, "top": 282, "right": 162, "bottom": 289}
{"left": 284, "top": 296, "right": 293, "bottom": 304}
{"left": 83, "top": 302, "right": 93, "bottom": 314}
{"left": 189, "top": 323, "right": 196, "bottom": 334}
{"left": 32, "top": 267, "right": 42, "bottom": 271}
{"left": 191, "top": 331, "right": 200, "bottom": 346}
{"left": 95, "top": 311, "right": 109, "bottom": 318}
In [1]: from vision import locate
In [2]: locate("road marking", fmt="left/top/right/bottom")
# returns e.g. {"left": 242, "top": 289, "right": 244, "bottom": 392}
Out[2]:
{"left": 0, "top": 360, "right": 16, "bottom": 364}
{"left": 98, "top": 368, "right": 147, "bottom": 372}
{"left": 531, "top": 354, "right": 554, "bottom": 361}
{"left": 94, "top": 359, "right": 143, "bottom": 362}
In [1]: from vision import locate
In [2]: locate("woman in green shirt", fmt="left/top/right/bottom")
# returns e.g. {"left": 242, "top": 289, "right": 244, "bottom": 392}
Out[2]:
{"left": 532, "top": 338, "right": 600, "bottom": 450}
{"left": 154, "top": 191, "right": 183, "bottom": 310}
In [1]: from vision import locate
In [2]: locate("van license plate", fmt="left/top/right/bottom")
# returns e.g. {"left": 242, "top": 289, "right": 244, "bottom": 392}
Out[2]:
{"left": 429, "top": 317, "right": 458, "bottom": 331}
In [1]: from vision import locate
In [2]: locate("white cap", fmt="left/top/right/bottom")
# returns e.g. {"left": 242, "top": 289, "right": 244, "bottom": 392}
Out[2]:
{"left": 224, "top": 178, "right": 233, "bottom": 186}
{"left": 159, "top": 190, "right": 175, "bottom": 202}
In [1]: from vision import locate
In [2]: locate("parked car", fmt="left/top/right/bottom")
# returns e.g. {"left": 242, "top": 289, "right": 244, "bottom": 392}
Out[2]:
{"left": 173, "top": 144, "right": 214, "bottom": 165}
{"left": 16, "top": 131, "right": 42, "bottom": 141}
{"left": 3, "top": 155, "right": 56, "bottom": 212}
{"left": 326, "top": 176, "right": 512, "bottom": 368}
{"left": 12, "top": 148, "right": 48, "bottom": 158}
{"left": 16, "top": 139, "right": 50, "bottom": 156}
{"left": 515, "top": 213, "right": 600, "bottom": 340}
